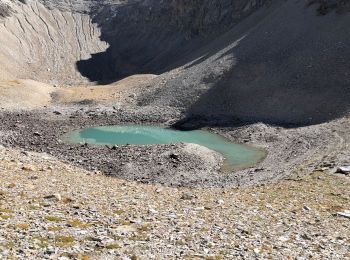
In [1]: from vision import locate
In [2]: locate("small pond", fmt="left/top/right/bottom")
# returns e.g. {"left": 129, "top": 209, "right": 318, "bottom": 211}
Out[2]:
{"left": 64, "top": 125, "right": 265, "bottom": 170}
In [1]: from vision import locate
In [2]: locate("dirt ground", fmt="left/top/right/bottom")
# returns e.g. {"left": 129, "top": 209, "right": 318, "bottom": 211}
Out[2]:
{"left": 52, "top": 75, "right": 156, "bottom": 105}
{"left": 0, "top": 74, "right": 156, "bottom": 110}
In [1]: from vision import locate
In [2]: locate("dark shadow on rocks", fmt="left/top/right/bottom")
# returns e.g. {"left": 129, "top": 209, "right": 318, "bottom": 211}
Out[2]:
{"left": 76, "top": 2, "right": 210, "bottom": 84}
{"left": 173, "top": 0, "right": 350, "bottom": 129}
{"left": 76, "top": 0, "right": 266, "bottom": 84}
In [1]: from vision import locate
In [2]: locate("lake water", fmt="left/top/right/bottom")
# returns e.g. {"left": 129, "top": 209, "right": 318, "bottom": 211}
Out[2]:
{"left": 64, "top": 125, "right": 265, "bottom": 170}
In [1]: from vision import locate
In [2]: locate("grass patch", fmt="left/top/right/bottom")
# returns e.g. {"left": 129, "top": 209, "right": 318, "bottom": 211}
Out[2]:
{"left": 137, "top": 223, "right": 152, "bottom": 233}
{"left": 105, "top": 243, "right": 121, "bottom": 249}
{"left": 0, "top": 214, "right": 12, "bottom": 220}
{"left": 119, "top": 220, "right": 131, "bottom": 225}
{"left": 205, "top": 256, "right": 224, "bottom": 260}
{"left": 32, "top": 237, "right": 49, "bottom": 248}
{"left": 67, "top": 219, "right": 90, "bottom": 228}
{"left": 78, "top": 255, "right": 91, "bottom": 260}
{"left": 29, "top": 204, "right": 40, "bottom": 210}
{"left": 56, "top": 235, "right": 75, "bottom": 247}
{"left": 3, "top": 241, "right": 15, "bottom": 249}
{"left": 7, "top": 183, "right": 16, "bottom": 188}
{"left": 45, "top": 216, "right": 63, "bottom": 222}
{"left": 128, "top": 235, "right": 148, "bottom": 242}
{"left": 175, "top": 239, "right": 186, "bottom": 246}
{"left": 84, "top": 236, "right": 95, "bottom": 241}
{"left": 89, "top": 220, "right": 103, "bottom": 226}
{"left": 112, "top": 235, "right": 124, "bottom": 241}
{"left": 48, "top": 226, "right": 63, "bottom": 231}
{"left": 114, "top": 209, "right": 125, "bottom": 215}
{"left": 0, "top": 209, "right": 13, "bottom": 213}
{"left": 16, "top": 223, "right": 29, "bottom": 230}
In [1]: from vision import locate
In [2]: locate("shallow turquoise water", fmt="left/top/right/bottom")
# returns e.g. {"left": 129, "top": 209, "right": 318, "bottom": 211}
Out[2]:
{"left": 64, "top": 125, "right": 265, "bottom": 170}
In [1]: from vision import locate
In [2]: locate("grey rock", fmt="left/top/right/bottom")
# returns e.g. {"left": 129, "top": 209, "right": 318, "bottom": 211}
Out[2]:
{"left": 336, "top": 166, "right": 350, "bottom": 175}
{"left": 181, "top": 192, "right": 196, "bottom": 200}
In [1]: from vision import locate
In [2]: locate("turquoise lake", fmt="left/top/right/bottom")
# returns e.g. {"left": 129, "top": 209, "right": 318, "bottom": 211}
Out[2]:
{"left": 64, "top": 125, "right": 265, "bottom": 170}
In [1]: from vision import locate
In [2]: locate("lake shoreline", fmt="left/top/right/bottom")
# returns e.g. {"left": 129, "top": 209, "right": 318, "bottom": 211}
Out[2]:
{"left": 0, "top": 104, "right": 346, "bottom": 188}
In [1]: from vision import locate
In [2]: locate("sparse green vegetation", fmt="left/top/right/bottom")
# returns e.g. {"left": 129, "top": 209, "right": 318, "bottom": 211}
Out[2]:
{"left": 137, "top": 223, "right": 152, "bottom": 232}
{"left": 3, "top": 241, "right": 15, "bottom": 249}
{"left": 7, "top": 183, "right": 16, "bottom": 188}
{"left": 67, "top": 219, "right": 90, "bottom": 228}
{"left": 45, "top": 216, "right": 63, "bottom": 222}
{"left": 114, "top": 209, "right": 125, "bottom": 215}
{"left": 119, "top": 220, "right": 131, "bottom": 225}
{"left": 128, "top": 235, "right": 148, "bottom": 242}
{"left": 0, "top": 214, "right": 12, "bottom": 220}
{"left": 48, "top": 226, "right": 63, "bottom": 231}
{"left": 0, "top": 208, "right": 13, "bottom": 213}
{"left": 205, "top": 256, "right": 224, "bottom": 260}
{"left": 105, "top": 243, "right": 120, "bottom": 249}
{"left": 55, "top": 235, "right": 75, "bottom": 247}
{"left": 32, "top": 237, "right": 49, "bottom": 249}
{"left": 28, "top": 204, "right": 40, "bottom": 210}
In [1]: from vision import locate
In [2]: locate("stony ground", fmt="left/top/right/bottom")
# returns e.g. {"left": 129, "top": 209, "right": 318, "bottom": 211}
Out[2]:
{"left": 0, "top": 145, "right": 349, "bottom": 259}
{"left": 0, "top": 1, "right": 349, "bottom": 259}
{"left": 0, "top": 107, "right": 341, "bottom": 188}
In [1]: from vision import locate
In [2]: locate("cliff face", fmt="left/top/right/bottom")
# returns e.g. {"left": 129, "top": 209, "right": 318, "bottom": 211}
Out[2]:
{"left": 78, "top": 0, "right": 266, "bottom": 83}
{"left": 0, "top": 0, "right": 108, "bottom": 84}
{"left": 100, "top": 0, "right": 266, "bottom": 37}
{"left": 0, "top": 0, "right": 264, "bottom": 84}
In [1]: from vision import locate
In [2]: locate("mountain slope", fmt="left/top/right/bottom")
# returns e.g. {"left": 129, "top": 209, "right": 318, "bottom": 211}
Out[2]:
{"left": 140, "top": 0, "right": 350, "bottom": 126}
{"left": 0, "top": 0, "right": 349, "bottom": 126}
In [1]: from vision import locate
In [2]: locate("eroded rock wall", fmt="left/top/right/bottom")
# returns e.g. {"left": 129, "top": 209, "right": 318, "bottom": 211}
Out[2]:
{"left": 78, "top": 0, "right": 266, "bottom": 83}
{"left": 0, "top": 0, "right": 108, "bottom": 84}
{"left": 0, "top": 0, "right": 264, "bottom": 84}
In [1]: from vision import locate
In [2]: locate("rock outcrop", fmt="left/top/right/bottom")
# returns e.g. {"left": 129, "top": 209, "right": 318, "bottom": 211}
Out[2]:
{"left": 0, "top": 0, "right": 108, "bottom": 84}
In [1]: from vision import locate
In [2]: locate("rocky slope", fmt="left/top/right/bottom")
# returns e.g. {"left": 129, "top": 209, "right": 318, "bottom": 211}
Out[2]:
{"left": 1, "top": 0, "right": 349, "bottom": 125}
{"left": 0, "top": 2, "right": 349, "bottom": 258}
{"left": 0, "top": 0, "right": 264, "bottom": 84}
{"left": 139, "top": 0, "right": 350, "bottom": 126}
{"left": 0, "top": 145, "right": 349, "bottom": 259}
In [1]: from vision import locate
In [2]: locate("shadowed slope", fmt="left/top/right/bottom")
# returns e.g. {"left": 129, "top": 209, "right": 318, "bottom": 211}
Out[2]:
{"left": 140, "top": 0, "right": 350, "bottom": 127}
{"left": 76, "top": 0, "right": 265, "bottom": 84}
{"left": 0, "top": 0, "right": 266, "bottom": 84}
